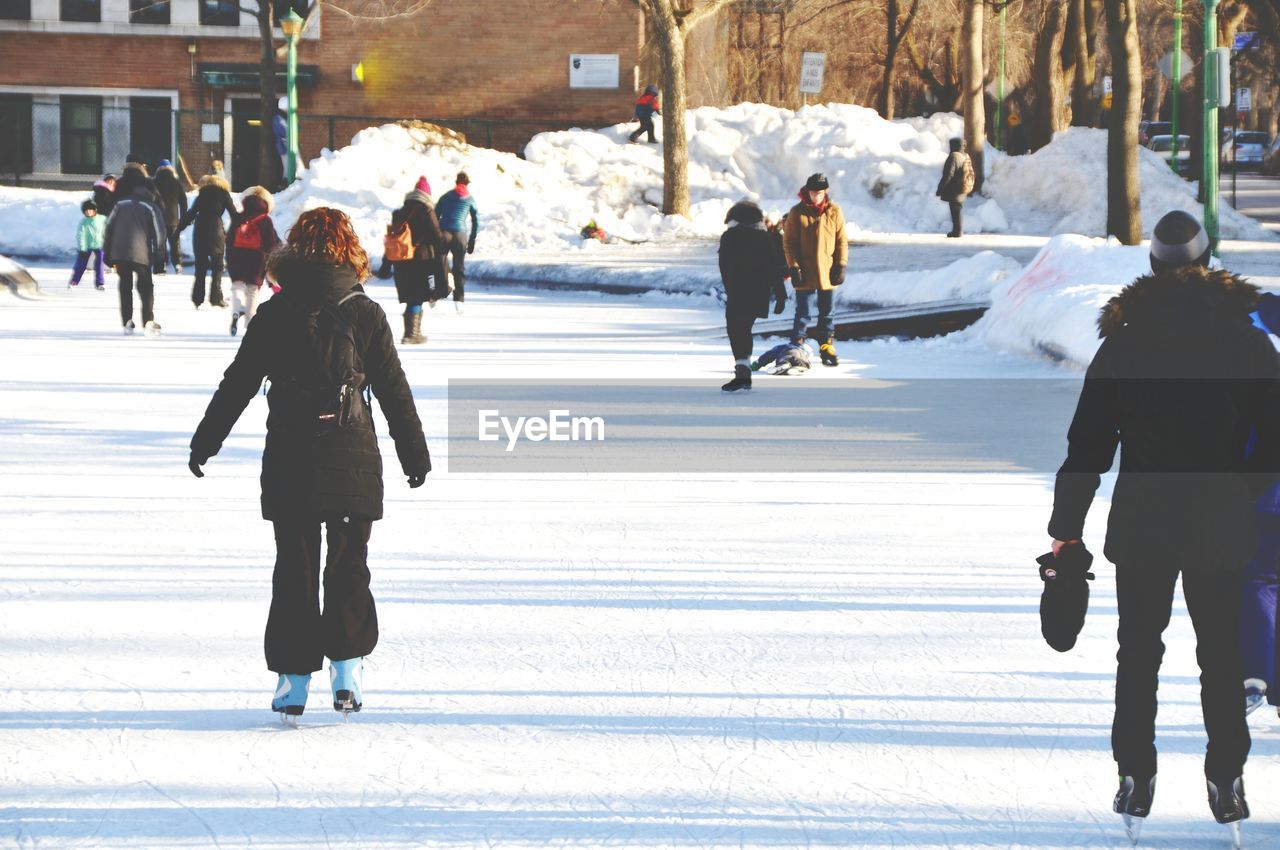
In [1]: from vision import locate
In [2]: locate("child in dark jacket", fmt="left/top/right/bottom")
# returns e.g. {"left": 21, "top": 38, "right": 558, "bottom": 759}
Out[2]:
{"left": 628, "top": 84, "right": 661, "bottom": 144}
{"left": 69, "top": 199, "right": 107, "bottom": 290}
{"left": 226, "top": 185, "right": 281, "bottom": 336}
{"left": 719, "top": 199, "right": 788, "bottom": 392}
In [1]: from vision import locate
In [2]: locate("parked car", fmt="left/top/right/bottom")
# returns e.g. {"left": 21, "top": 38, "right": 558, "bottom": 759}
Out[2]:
{"left": 1222, "top": 130, "right": 1269, "bottom": 170}
{"left": 1139, "top": 121, "right": 1172, "bottom": 146}
{"left": 1263, "top": 135, "right": 1280, "bottom": 176}
{"left": 1147, "top": 134, "right": 1192, "bottom": 176}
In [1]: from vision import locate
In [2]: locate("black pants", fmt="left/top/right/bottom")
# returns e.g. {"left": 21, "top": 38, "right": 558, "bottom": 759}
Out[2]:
{"left": 167, "top": 226, "right": 183, "bottom": 269}
{"left": 1113, "top": 564, "right": 1249, "bottom": 778}
{"left": 726, "top": 310, "right": 756, "bottom": 362}
{"left": 266, "top": 517, "right": 378, "bottom": 674}
{"left": 193, "top": 252, "right": 224, "bottom": 306}
{"left": 948, "top": 201, "right": 963, "bottom": 236}
{"left": 442, "top": 230, "right": 468, "bottom": 301}
{"left": 116, "top": 262, "right": 154, "bottom": 326}
{"left": 629, "top": 115, "right": 656, "bottom": 143}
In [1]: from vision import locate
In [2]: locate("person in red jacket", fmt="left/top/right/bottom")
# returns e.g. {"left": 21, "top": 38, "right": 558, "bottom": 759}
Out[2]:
{"left": 628, "top": 84, "right": 661, "bottom": 144}
{"left": 226, "top": 185, "right": 281, "bottom": 336}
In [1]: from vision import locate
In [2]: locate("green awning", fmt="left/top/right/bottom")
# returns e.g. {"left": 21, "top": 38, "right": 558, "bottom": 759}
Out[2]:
{"left": 198, "top": 63, "right": 319, "bottom": 89}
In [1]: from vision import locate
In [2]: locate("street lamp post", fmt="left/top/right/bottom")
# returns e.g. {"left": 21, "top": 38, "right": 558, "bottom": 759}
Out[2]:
{"left": 280, "top": 8, "right": 303, "bottom": 185}
{"left": 1203, "top": 0, "right": 1220, "bottom": 255}
{"left": 1170, "top": 0, "right": 1182, "bottom": 171}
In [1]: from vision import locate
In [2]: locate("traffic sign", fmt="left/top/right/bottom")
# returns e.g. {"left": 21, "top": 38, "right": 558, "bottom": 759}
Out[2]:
{"left": 799, "top": 52, "right": 826, "bottom": 95}
{"left": 1237, "top": 88, "right": 1252, "bottom": 112}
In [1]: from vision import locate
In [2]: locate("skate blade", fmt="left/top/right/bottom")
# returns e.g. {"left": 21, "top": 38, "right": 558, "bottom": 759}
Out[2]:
{"left": 1228, "top": 821, "right": 1242, "bottom": 850}
{"left": 278, "top": 712, "right": 300, "bottom": 728}
{"left": 1122, "top": 813, "right": 1142, "bottom": 846}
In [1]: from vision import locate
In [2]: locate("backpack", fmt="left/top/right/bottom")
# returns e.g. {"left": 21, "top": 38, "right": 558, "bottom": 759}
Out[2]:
{"left": 959, "top": 155, "right": 976, "bottom": 195}
{"left": 383, "top": 218, "right": 415, "bottom": 262}
{"left": 232, "top": 214, "right": 268, "bottom": 251}
{"left": 273, "top": 291, "right": 370, "bottom": 436}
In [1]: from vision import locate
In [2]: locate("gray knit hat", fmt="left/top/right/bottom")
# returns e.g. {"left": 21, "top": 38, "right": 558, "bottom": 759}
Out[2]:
{"left": 1150, "top": 210, "right": 1211, "bottom": 272}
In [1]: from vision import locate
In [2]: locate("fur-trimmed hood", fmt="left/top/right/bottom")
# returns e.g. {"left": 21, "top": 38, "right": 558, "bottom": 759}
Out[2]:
{"left": 241, "top": 185, "right": 274, "bottom": 214}
{"left": 198, "top": 173, "right": 231, "bottom": 193}
{"left": 1097, "top": 266, "right": 1259, "bottom": 339}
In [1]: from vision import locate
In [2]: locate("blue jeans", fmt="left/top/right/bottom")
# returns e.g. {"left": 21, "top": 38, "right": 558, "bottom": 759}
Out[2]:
{"left": 792, "top": 289, "right": 834, "bottom": 342}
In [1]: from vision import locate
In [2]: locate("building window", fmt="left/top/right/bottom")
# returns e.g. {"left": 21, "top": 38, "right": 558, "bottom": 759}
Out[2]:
{"left": 130, "top": 0, "right": 169, "bottom": 24}
{"left": 0, "top": 0, "right": 31, "bottom": 20}
{"left": 129, "top": 97, "right": 171, "bottom": 169}
{"left": 0, "top": 95, "right": 33, "bottom": 175}
{"left": 200, "top": 0, "right": 238, "bottom": 26}
{"left": 60, "top": 0, "right": 100, "bottom": 21}
{"left": 61, "top": 96, "right": 102, "bottom": 175}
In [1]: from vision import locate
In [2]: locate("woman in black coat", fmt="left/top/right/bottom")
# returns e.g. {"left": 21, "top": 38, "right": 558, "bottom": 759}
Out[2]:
{"left": 389, "top": 177, "right": 447, "bottom": 345}
{"left": 178, "top": 173, "right": 238, "bottom": 308}
{"left": 189, "top": 207, "right": 430, "bottom": 720}
{"left": 718, "top": 200, "right": 788, "bottom": 392}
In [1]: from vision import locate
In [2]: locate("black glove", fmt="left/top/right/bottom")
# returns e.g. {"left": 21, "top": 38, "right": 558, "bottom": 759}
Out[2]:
{"left": 188, "top": 454, "right": 205, "bottom": 478}
{"left": 830, "top": 263, "right": 846, "bottom": 286}
{"left": 773, "top": 294, "right": 786, "bottom": 315}
{"left": 466, "top": 239, "right": 475, "bottom": 255}
{"left": 408, "top": 473, "right": 427, "bottom": 488}
{"left": 789, "top": 266, "right": 803, "bottom": 288}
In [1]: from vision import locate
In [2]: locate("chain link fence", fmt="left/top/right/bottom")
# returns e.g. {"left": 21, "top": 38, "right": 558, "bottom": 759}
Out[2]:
{"left": 1, "top": 100, "right": 600, "bottom": 190}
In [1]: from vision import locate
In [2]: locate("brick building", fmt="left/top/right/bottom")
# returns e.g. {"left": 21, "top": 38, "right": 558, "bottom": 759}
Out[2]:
{"left": 0, "top": 0, "right": 645, "bottom": 189}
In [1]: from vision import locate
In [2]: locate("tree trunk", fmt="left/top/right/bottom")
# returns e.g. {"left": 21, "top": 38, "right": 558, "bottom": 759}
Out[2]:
{"left": 257, "top": 0, "right": 280, "bottom": 189}
{"left": 1068, "top": 0, "right": 1101, "bottom": 127}
{"left": 880, "top": 0, "right": 900, "bottom": 119}
{"left": 961, "top": 0, "right": 985, "bottom": 193}
{"left": 650, "top": 2, "right": 689, "bottom": 216}
{"left": 1105, "top": 0, "right": 1142, "bottom": 245}
{"left": 1031, "top": 1, "right": 1069, "bottom": 150}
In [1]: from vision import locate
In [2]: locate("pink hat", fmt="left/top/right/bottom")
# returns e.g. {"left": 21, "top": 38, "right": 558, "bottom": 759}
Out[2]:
{"left": 414, "top": 176, "right": 432, "bottom": 195}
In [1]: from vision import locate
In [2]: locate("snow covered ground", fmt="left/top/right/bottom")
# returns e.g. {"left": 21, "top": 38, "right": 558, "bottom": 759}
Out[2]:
{"left": 6, "top": 261, "right": 1280, "bottom": 849}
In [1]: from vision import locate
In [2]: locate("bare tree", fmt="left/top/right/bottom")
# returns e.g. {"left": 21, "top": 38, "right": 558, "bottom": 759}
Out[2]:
{"left": 1064, "top": 0, "right": 1102, "bottom": 127}
{"left": 1030, "top": 0, "right": 1069, "bottom": 149}
{"left": 879, "top": 0, "right": 922, "bottom": 118}
{"left": 1105, "top": 0, "right": 1141, "bottom": 244}
{"left": 632, "top": 0, "right": 740, "bottom": 216}
{"left": 960, "top": 0, "right": 985, "bottom": 192}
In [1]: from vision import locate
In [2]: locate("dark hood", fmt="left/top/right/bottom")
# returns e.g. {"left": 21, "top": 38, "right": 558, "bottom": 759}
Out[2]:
{"left": 1097, "top": 266, "right": 1259, "bottom": 340}
{"left": 271, "top": 252, "right": 363, "bottom": 313}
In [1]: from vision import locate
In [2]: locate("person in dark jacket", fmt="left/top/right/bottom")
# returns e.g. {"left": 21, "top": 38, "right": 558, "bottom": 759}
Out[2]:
{"left": 389, "top": 176, "right": 446, "bottom": 345}
{"left": 153, "top": 159, "right": 188, "bottom": 273}
{"left": 178, "top": 172, "right": 239, "bottom": 308}
{"left": 226, "top": 185, "right": 281, "bottom": 336}
{"left": 434, "top": 171, "right": 479, "bottom": 312}
{"left": 718, "top": 199, "right": 787, "bottom": 392}
{"left": 188, "top": 207, "right": 430, "bottom": 719}
{"left": 92, "top": 174, "right": 117, "bottom": 219}
{"left": 628, "top": 84, "right": 661, "bottom": 144}
{"left": 1047, "top": 210, "right": 1280, "bottom": 830}
{"left": 936, "top": 138, "right": 973, "bottom": 238}
{"left": 103, "top": 165, "right": 167, "bottom": 335}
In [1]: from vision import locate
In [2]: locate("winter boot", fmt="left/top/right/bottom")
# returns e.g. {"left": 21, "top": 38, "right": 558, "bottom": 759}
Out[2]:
{"left": 721, "top": 364, "right": 752, "bottom": 393}
{"left": 143, "top": 320, "right": 162, "bottom": 338}
{"left": 330, "top": 657, "right": 363, "bottom": 714}
{"left": 1207, "top": 775, "right": 1249, "bottom": 824}
{"left": 820, "top": 339, "right": 839, "bottom": 367}
{"left": 271, "top": 672, "right": 311, "bottom": 718}
{"left": 122, "top": 319, "right": 136, "bottom": 336}
{"left": 401, "top": 311, "right": 426, "bottom": 345}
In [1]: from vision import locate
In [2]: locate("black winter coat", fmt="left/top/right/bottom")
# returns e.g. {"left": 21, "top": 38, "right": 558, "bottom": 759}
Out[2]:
{"left": 1049, "top": 267, "right": 1280, "bottom": 572}
{"left": 391, "top": 192, "right": 446, "bottom": 304}
{"left": 153, "top": 167, "right": 188, "bottom": 229}
{"left": 179, "top": 175, "right": 238, "bottom": 256}
{"left": 190, "top": 256, "right": 430, "bottom": 521}
{"left": 719, "top": 223, "right": 788, "bottom": 319}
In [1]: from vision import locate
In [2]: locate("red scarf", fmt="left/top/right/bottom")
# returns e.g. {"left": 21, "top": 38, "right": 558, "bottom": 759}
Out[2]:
{"left": 798, "top": 189, "right": 828, "bottom": 215}
{"left": 455, "top": 184, "right": 470, "bottom": 198}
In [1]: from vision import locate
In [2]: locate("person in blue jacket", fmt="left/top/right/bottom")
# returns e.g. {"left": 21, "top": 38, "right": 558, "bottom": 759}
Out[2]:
{"left": 628, "top": 84, "right": 661, "bottom": 144}
{"left": 434, "top": 171, "right": 479, "bottom": 313}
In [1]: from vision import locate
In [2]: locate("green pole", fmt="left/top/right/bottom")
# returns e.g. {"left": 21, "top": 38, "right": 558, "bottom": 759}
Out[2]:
{"left": 283, "top": 9, "right": 302, "bottom": 184}
{"left": 1203, "top": 0, "right": 1220, "bottom": 255}
{"left": 996, "top": 2, "right": 1006, "bottom": 151}
{"left": 1170, "top": 0, "right": 1182, "bottom": 171}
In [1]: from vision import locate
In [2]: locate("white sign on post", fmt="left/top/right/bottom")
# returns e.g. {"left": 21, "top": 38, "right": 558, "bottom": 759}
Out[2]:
{"left": 200, "top": 123, "right": 221, "bottom": 143}
{"left": 1238, "top": 88, "right": 1252, "bottom": 111}
{"left": 799, "top": 52, "right": 826, "bottom": 95}
{"left": 568, "top": 54, "right": 620, "bottom": 89}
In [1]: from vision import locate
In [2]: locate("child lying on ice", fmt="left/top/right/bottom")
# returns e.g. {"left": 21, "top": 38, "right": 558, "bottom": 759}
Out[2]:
{"left": 752, "top": 341, "right": 813, "bottom": 375}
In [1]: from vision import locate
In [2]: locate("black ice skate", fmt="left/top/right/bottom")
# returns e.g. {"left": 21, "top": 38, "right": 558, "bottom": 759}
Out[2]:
{"left": 1207, "top": 775, "right": 1248, "bottom": 849}
{"left": 1114, "top": 774, "right": 1155, "bottom": 845}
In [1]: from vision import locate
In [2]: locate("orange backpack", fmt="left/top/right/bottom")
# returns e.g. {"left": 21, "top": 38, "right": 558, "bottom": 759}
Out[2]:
{"left": 383, "top": 219, "right": 415, "bottom": 262}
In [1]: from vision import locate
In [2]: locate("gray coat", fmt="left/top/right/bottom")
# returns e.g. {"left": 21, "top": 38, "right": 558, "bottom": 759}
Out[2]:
{"left": 937, "top": 151, "right": 971, "bottom": 203}
{"left": 103, "top": 189, "right": 166, "bottom": 268}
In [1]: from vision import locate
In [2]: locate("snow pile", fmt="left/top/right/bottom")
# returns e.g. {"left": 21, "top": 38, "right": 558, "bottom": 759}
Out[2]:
{"left": 967, "top": 234, "right": 1151, "bottom": 366}
{"left": 836, "top": 249, "right": 1021, "bottom": 307}
{"left": 986, "top": 127, "right": 1269, "bottom": 241}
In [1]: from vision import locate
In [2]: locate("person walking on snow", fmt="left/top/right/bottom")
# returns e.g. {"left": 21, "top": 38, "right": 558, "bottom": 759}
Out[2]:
{"left": 226, "top": 185, "right": 281, "bottom": 337}
{"left": 188, "top": 207, "right": 430, "bottom": 721}
{"left": 1047, "top": 210, "right": 1280, "bottom": 838}
{"left": 153, "top": 159, "right": 188, "bottom": 273}
{"left": 103, "top": 165, "right": 167, "bottom": 336}
{"left": 434, "top": 171, "right": 479, "bottom": 313}
{"left": 718, "top": 200, "right": 787, "bottom": 393}
{"left": 389, "top": 176, "right": 447, "bottom": 344}
{"left": 936, "top": 138, "right": 975, "bottom": 238}
{"left": 69, "top": 199, "right": 106, "bottom": 290}
{"left": 783, "top": 172, "right": 847, "bottom": 367}
{"left": 179, "top": 171, "right": 239, "bottom": 308}
{"left": 628, "top": 84, "right": 661, "bottom": 144}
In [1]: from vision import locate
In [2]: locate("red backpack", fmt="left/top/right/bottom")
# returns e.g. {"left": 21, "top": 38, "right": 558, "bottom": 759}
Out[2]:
{"left": 232, "top": 214, "right": 268, "bottom": 251}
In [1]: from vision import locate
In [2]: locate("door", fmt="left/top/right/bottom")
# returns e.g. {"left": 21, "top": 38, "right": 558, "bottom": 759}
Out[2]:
{"left": 229, "top": 97, "right": 261, "bottom": 192}
{"left": 129, "top": 96, "right": 171, "bottom": 171}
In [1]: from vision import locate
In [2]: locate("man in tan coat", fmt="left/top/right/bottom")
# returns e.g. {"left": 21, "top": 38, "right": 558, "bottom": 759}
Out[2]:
{"left": 783, "top": 173, "right": 848, "bottom": 366}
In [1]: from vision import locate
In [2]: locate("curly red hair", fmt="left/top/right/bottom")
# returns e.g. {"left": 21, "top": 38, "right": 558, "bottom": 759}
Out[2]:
{"left": 280, "top": 207, "right": 371, "bottom": 281}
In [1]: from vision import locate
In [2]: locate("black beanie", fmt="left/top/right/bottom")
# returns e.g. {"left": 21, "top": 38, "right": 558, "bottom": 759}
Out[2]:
{"left": 724, "top": 200, "right": 764, "bottom": 226}
{"left": 1150, "top": 210, "right": 1211, "bottom": 273}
